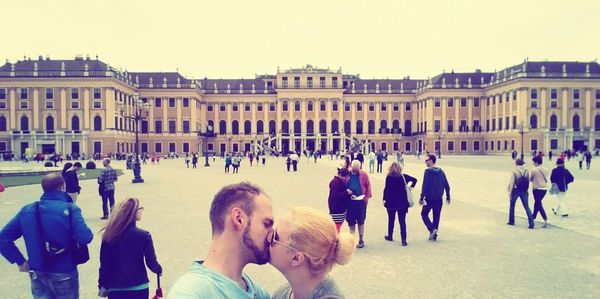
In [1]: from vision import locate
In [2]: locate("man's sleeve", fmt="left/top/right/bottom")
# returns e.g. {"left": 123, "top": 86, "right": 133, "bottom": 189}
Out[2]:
{"left": 113, "top": 169, "right": 118, "bottom": 182}
{"left": 442, "top": 170, "right": 450, "bottom": 197}
{"left": 98, "top": 169, "right": 105, "bottom": 183}
{"left": 420, "top": 171, "right": 428, "bottom": 199}
{"left": 70, "top": 205, "right": 93, "bottom": 245}
{"left": 0, "top": 213, "right": 26, "bottom": 265}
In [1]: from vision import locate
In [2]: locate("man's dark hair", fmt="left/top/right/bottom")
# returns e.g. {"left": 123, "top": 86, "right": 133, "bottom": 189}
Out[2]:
{"left": 41, "top": 173, "right": 65, "bottom": 192}
{"left": 557, "top": 158, "right": 565, "bottom": 165}
{"left": 532, "top": 156, "right": 543, "bottom": 165}
{"left": 516, "top": 158, "right": 525, "bottom": 166}
{"left": 209, "top": 182, "right": 263, "bottom": 236}
{"left": 427, "top": 155, "right": 436, "bottom": 164}
{"left": 73, "top": 162, "right": 82, "bottom": 168}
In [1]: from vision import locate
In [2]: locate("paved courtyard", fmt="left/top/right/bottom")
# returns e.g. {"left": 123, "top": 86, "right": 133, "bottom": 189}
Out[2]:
{"left": 1, "top": 154, "right": 599, "bottom": 298}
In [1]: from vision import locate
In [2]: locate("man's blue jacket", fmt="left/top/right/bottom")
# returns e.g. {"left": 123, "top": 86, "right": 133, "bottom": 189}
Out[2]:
{"left": 0, "top": 191, "right": 93, "bottom": 273}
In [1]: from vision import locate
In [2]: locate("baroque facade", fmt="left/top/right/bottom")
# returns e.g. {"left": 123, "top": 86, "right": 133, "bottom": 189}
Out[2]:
{"left": 1, "top": 55, "right": 600, "bottom": 157}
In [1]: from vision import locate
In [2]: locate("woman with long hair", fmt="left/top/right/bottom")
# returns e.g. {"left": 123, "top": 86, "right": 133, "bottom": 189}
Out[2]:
{"left": 98, "top": 198, "right": 162, "bottom": 299}
{"left": 270, "top": 207, "right": 355, "bottom": 299}
{"left": 328, "top": 167, "right": 352, "bottom": 232}
{"left": 383, "top": 161, "right": 417, "bottom": 246}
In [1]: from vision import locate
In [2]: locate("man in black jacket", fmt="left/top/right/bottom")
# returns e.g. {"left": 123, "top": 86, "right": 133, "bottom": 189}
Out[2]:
{"left": 64, "top": 162, "right": 82, "bottom": 202}
{"left": 419, "top": 155, "right": 451, "bottom": 241}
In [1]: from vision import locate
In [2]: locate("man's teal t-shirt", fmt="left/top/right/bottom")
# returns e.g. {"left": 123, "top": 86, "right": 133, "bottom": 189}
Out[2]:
{"left": 348, "top": 172, "right": 363, "bottom": 196}
{"left": 168, "top": 261, "right": 270, "bottom": 299}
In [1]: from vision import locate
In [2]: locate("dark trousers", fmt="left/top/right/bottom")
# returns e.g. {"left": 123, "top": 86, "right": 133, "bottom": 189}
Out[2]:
{"left": 102, "top": 190, "right": 115, "bottom": 217}
{"left": 421, "top": 200, "right": 443, "bottom": 232}
{"left": 292, "top": 161, "right": 298, "bottom": 171}
{"left": 108, "top": 288, "right": 149, "bottom": 299}
{"left": 532, "top": 189, "right": 548, "bottom": 220}
{"left": 377, "top": 162, "right": 383, "bottom": 173}
{"left": 509, "top": 190, "right": 534, "bottom": 226}
{"left": 387, "top": 209, "right": 407, "bottom": 241}
{"left": 286, "top": 163, "right": 291, "bottom": 171}
{"left": 225, "top": 164, "right": 230, "bottom": 173}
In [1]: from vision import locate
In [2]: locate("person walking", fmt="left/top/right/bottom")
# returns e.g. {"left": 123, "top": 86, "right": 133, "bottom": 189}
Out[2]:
{"left": 168, "top": 183, "right": 272, "bottom": 298}
{"left": 98, "top": 198, "right": 162, "bottom": 299}
{"left": 327, "top": 168, "right": 352, "bottom": 233}
{"left": 225, "top": 153, "right": 232, "bottom": 173}
{"left": 98, "top": 158, "right": 118, "bottom": 220}
{"left": 383, "top": 161, "right": 417, "bottom": 246}
{"left": 368, "top": 150, "right": 376, "bottom": 173}
{"left": 0, "top": 173, "right": 93, "bottom": 299}
{"left": 232, "top": 154, "right": 241, "bottom": 174}
{"left": 585, "top": 150, "right": 592, "bottom": 170}
{"left": 419, "top": 155, "right": 451, "bottom": 241}
{"left": 530, "top": 156, "right": 550, "bottom": 228}
{"left": 550, "top": 159, "right": 575, "bottom": 217}
{"left": 346, "top": 160, "right": 372, "bottom": 248}
{"left": 270, "top": 207, "right": 354, "bottom": 299}
{"left": 376, "top": 150, "right": 384, "bottom": 173}
{"left": 290, "top": 152, "right": 299, "bottom": 172}
{"left": 64, "top": 162, "right": 82, "bottom": 203}
{"left": 285, "top": 155, "right": 291, "bottom": 172}
{"left": 192, "top": 153, "right": 198, "bottom": 169}
{"left": 577, "top": 151, "right": 584, "bottom": 170}
{"left": 507, "top": 158, "right": 535, "bottom": 229}
{"left": 185, "top": 154, "right": 191, "bottom": 168}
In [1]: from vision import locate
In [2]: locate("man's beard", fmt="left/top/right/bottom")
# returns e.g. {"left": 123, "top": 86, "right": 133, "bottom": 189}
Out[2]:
{"left": 242, "top": 223, "right": 270, "bottom": 265}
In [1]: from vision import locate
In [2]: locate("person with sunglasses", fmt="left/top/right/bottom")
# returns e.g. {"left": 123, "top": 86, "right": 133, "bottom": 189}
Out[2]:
{"left": 270, "top": 207, "right": 354, "bottom": 299}
{"left": 419, "top": 155, "right": 451, "bottom": 242}
{"left": 98, "top": 197, "right": 162, "bottom": 299}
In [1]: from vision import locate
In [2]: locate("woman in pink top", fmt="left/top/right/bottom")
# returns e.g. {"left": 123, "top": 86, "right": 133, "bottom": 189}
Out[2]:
{"left": 530, "top": 156, "right": 550, "bottom": 228}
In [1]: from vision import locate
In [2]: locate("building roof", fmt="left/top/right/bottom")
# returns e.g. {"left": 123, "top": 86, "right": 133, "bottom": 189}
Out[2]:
{"left": 343, "top": 79, "right": 421, "bottom": 94}
{"left": 129, "top": 72, "right": 194, "bottom": 88}
{"left": 428, "top": 71, "right": 494, "bottom": 88}
{"left": 199, "top": 78, "right": 276, "bottom": 94}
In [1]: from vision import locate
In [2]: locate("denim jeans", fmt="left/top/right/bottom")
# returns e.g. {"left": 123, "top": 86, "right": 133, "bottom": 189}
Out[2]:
{"left": 509, "top": 190, "right": 534, "bottom": 226}
{"left": 102, "top": 189, "right": 115, "bottom": 217}
{"left": 369, "top": 161, "right": 375, "bottom": 173}
{"left": 421, "top": 200, "right": 443, "bottom": 232}
{"left": 531, "top": 189, "right": 548, "bottom": 220}
{"left": 30, "top": 270, "right": 79, "bottom": 299}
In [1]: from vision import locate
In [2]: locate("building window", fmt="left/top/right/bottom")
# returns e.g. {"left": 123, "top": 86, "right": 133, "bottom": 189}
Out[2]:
{"left": 20, "top": 88, "right": 28, "bottom": 99}
{"left": 498, "top": 118, "right": 503, "bottom": 131}
{"left": 447, "top": 98, "right": 453, "bottom": 107}
{"left": 0, "top": 89, "right": 5, "bottom": 99}
{"left": 307, "top": 100, "right": 313, "bottom": 111}
{"left": 232, "top": 104, "right": 238, "bottom": 111}
{"left": 71, "top": 101, "right": 79, "bottom": 109}
{"left": 596, "top": 89, "right": 600, "bottom": 99}
{"left": 20, "top": 101, "right": 29, "bottom": 109}
{"left": 183, "top": 98, "right": 189, "bottom": 108}
{"left": 169, "top": 143, "right": 176, "bottom": 153}
{"left": 405, "top": 102, "right": 411, "bottom": 111}
{"left": 45, "top": 88, "right": 54, "bottom": 99}
{"left": 183, "top": 142, "right": 190, "bottom": 153}
{"left": 169, "top": 98, "right": 176, "bottom": 108}
{"left": 155, "top": 120, "right": 162, "bottom": 133}
{"left": 367, "top": 103, "right": 374, "bottom": 111}
{"left": 257, "top": 104, "right": 263, "bottom": 112}
{"left": 0, "top": 101, "right": 6, "bottom": 109}
{"left": 447, "top": 120, "right": 454, "bottom": 132}
{"left": 531, "top": 139, "right": 538, "bottom": 151}
{"left": 155, "top": 98, "right": 162, "bottom": 107}
{"left": 294, "top": 100, "right": 301, "bottom": 111}
{"left": 141, "top": 120, "right": 148, "bottom": 133}
{"left": 294, "top": 77, "right": 300, "bottom": 88}
{"left": 169, "top": 120, "right": 176, "bottom": 133}
{"left": 551, "top": 89, "right": 557, "bottom": 100}
{"left": 282, "top": 101, "right": 288, "bottom": 111}
{"left": 473, "top": 97, "right": 480, "bottom": 107}
{"left": 551, "top": 101, "right": 558, "bottom": 108}
{"left": 531, "top": 89, "right": 538, "bottom": 100}
{"left": 282, "top": 77, "right": 288, "bottom": 88}
{"left": 447, "top": 141, "right": 454, "bottom": 151}
{"left": 307, "top": 77, "right": 313, "bottom": 88}
{"left": 550, "top": 139, "right": 558, "bottom": 150}
{"left": 473, "top": 141, "right": 480, "bottom": 151}
{"left": 269, "top": 103, "right": 275, "bottom": 111}
{"left": 93, "top": 101, "right": 102, "bottom": 109}
{"left": 320, "top": 77, "right": 326, "bottom": 88}
{"left": 434, "top": 98, "right": 441, "bottom": 108}
{"left": 434, "top": 120, "right": 441, "bottom": 132}
{"left": 220, "top": 103, "right": 226, "bottom": 111}
{"left": 573, "top": 89, "right": 580, "bottom": 100}
{"left": 71, "top": 88, "right": 79, "bottom": 99}
{"left": 344, "top": 103, "right": 350, "bottom": 111}
{"left": 460, "top": 98, "right": 467, "bottom": 107}
{"left": 460, "top": 141, "right": 467, "bottom": 151}
{"left": 93, "top": 88, "right": 101, "bottom": 99}
{"left": 245, "top": 103, "right": 251, "bottom": 111}
{"left": 381, "top": 103, "right": 387, "bottom": 111}
{"left": 155, "top": 142, "right": 162, "bottom": 153}
{"left": 332, "top": 77, "right": 338, "bottom": 88}
{"left": 183, "top": 120, "right": 190, "bottom": 133}
{"left": 393, "top": 102, "right": 399, "bottom": 111}
{"left": 320, "top": 100, "right": 326, "bottom": 111}
{"left": 357, "top": 102, "right": 363, "bottom": 111}
{"left": 46, "top": 101, "right": 54, "bottom": 109}
{"left": 206, "top": 104, "right": 212, "bottom": 111}
{"left": 531, "top": 101, "right": 538, "bottom": 108}
{"left": 332, "top": 101, "right": 338, "bottom": 111}
{"left": 573, "top": 101, "right": 580, "bottom": 108}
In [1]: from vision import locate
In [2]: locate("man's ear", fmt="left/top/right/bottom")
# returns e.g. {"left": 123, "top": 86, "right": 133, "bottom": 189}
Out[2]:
{"left": 230, "top": 207, "right": 245, "bottom": 231}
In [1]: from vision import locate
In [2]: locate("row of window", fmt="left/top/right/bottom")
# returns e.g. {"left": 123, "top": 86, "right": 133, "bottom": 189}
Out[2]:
{"left": 530, "top": 88, "right": 600, "bottom": 100}
{"left": 0, "top": 88, "right": 103, "bottom": 100}
{"left": 0, "top": 115, "right": 97, "bottom": 132}
{"left": 206, "top": 101, "right": 413, "bottom": 112}
{"left": 433, "top": 97, "right": 480, "bottom": 108}
{"left": 280, "top": 76, "right": 339, "bottom": 89}
{"left": 2, "top": 100, "right": 104, "bottom": 110}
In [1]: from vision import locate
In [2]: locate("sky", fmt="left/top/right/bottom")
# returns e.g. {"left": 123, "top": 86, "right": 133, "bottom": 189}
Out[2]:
{"left": 2, "top": 0, "right": 600, "bottom": 80}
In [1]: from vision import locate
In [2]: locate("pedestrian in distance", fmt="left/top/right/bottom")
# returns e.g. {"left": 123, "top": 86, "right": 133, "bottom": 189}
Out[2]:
{"left": 98, "top": 198, "right": 162, "bottom": 299}
{"left": 64, "top": 162, "right": 82, "bottom": 203}
{"left": 270, "top": 207, "right": 354, "bottom": 299}
{"left": 328, "top": 167, "right": 352, "bottom": 233}
{"left": 98, "top": 158, "right": 118, "bottom": 220}
{"left": 383, "top": 161, "right": 417, "bottom": 246}
{"left": 192, "top": 153, "right": 198, "bottom": 168}
{"left": 507, "top": 158, "right": 535, "bottom": 229}
{"left": 550, "top": 159, "right": 575, "bottom": 217}
{"left": 376, "top": 150, "right": 384, "bottom": 173}
{"left": 419, "top": 155, "right": 451, "bottom": 241}
{"left": 185, "top": 154, "right": 191, "bottom": 168}
{"left": 530, "top": 156, "right": 550, "bottom": 228}
{"left": 346, "top": 160, "right": 372, "bottom": 248}
{"left": 0, "top": 173, "right": 93, "bottom": 299}
{"left": 225, "top": 153, "right": 232, "bottom": 173}
{"left": 285, "top": 155, "right": 291, "bottom": 172}
{"left": 368, "top": 150, "right": 376, "bottom": 174}
{"left": 168, "top": 182, "right": 273, "bottom": 298}
{"left": 584, "top": 150, "right": 592, "bottom": 170}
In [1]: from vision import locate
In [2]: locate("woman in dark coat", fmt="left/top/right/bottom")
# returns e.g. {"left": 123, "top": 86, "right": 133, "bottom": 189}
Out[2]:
{"left": 550, "top": 158, "right": 574, "bottom": 217}
{"left": 328, "top": 167, "right": 352, "bottom": 232}
{"left": 99, "top": 198, "right": 162, "bottom": 299}
{"left": 383, "top": 161, "right": 417, "bottom": 246}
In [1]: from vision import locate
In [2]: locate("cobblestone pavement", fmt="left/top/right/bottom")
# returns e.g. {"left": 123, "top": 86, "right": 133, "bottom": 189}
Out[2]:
{"left": 0, "top": 155, "right": 599, "bottom": 298}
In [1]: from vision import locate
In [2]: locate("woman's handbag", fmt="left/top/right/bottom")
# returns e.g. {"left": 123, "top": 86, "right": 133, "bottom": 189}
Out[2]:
{"left": 402, "top": 175, "right": 415, "bottom": 208}
{"left": 548, "top": 183, "right": 559, "bottom": 195}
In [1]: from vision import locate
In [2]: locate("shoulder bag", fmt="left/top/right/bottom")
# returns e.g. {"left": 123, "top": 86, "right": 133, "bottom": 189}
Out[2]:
{"left": 67, "top": 204, "right": 90, "bottom": 265}
{"left": 402, "top": 175, "right": 415, "bottom": 208}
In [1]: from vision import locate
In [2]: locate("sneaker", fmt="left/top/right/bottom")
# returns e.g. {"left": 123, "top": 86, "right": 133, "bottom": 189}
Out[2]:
{"left": 542, "top": 222, "right": 548, "bottom": 228}
{"left": 356, "top": 240, "right": 365, "bottom": 248}
{"left": 100, "top": 216, "right": 108, "bottom": 220}
{"left": 506, "top": 222, "right": 515, "bottom": 226}
{"left": 384, "top": 235, "right": 393, "bottom": 241}
{"left": 528, "top": 224, "right": 535, "bottom": 229}
{"left": 428, "top": 229, "right": 438, "bottom": 241}
{"left": 552, "top": 208, "right": 557, "bottom": 215}
{"left": 401, "top": 241, "right": 408, "bottom": 246}
{"left": 562, "top": 214, "right": 569, "bottom": 217}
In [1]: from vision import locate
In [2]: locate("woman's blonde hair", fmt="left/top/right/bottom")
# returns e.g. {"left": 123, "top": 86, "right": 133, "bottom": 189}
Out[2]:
{"left": 387, "top": 161, "right": 403, "bottom": 177}
{"left": 101, "top": 197, "right": 140, "bottom": 243}
{"left": 286, "top": 207, "right": 354, "bottom": 276}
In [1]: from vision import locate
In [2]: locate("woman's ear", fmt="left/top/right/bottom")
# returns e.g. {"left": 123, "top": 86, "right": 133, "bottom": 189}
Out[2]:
{"left": 291, "top": 252, "right": 305, "bottom": 266}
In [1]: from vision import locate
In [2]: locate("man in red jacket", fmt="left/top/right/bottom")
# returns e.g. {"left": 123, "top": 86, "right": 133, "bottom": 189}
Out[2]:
{"left": 346, "top": 160, "right": 372, "bottom": 248}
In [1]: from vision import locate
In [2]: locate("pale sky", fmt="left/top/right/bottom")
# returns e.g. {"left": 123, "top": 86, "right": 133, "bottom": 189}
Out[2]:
{"left": 2, "top": 0, "right": 599, "bottom": 80}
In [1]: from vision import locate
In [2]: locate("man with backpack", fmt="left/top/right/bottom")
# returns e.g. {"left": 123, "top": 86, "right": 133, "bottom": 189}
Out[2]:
{"left": 507, "top": 158, "right": 534, "bottom": 229}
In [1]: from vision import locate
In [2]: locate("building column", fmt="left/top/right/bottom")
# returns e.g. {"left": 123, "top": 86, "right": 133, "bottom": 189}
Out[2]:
{"left": 162, "top": 98, "right": 168, "bottom": 134}
{"left": 301, "top": 99, "right": 306, "bottom": 134}
{"left": 467, "top": 97, "right": 473, "bottom": 132}
{"left": 441, "top": 98, "right": 447, "bottom": 131}
{"left": 362, "top": 101, "right": 368, "bottom": 134}
{"left": 561, "top": 88, "right": 568, "bottom": 129}
{"left": 540, "top": 88, "right": 547, "bottom": 128}
{"left": 350, "top": 102, "right": 356, "bottom": 134}
{"left": 105, "top": 88, "right": 115, "bottom": 129}
{"left": 9, "top": 88, "right": 16, "bottom": 129}
{"left": 226, "top": 102, "right": 232, "bottom": 133}
{"left": 83, "top": 88, "right": 90, "bottom": 130}
{"left": 399, "top": 101, "right": 405, "bottom": 132}
{"left": 190, "top": 98, "right": 197, "bottom": 135}
{"left": 387, "top": 101, "right": 392, "bottom": 132}
{"left": 176, "top": 97, "right": 182, "bottom": 133}
{"left": 585, "top": 88, "right": 592, "bottom": 128}
{"left": 251, "top": 102, "right": 257, "bottom": 134}
{"left": 375, "top": 101, "right": 381, "bottom": 134}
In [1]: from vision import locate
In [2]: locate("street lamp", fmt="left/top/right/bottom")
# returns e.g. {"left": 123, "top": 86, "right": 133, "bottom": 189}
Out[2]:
{"left": 197, "top": 123, "right": 214, "bottom": 166}
{"left": 226, "top": 133, "right": 233, "bottom": 153}
{"left": 436, "top": 131, "right": 444, "bottom": 159}
{"left": 119, "top": 93, "right": 151, "bottom": 183}
{"left": 517, "top": 121, "right": 530, "bottom": 160}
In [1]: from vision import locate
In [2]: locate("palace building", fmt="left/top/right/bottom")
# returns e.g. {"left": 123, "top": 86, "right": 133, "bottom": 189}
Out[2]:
{"left": 1, "top": 55, "right": 599, "bottom": 157}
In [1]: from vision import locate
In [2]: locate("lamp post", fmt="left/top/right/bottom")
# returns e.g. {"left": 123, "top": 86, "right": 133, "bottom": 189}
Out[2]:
{"left": 226, "top": 133, "right": 233, "bottom": 153}
{"left": 120, "top": 93, "right": 150, "bottom": 183}
{"left": 198, "top": 123, "right": 213, "bottom": 167}
{"left": 436, "top": 131, "right": 443, "bottom": 159}
{"left": 517, "top": 121, "right": 530, "bottom": 160}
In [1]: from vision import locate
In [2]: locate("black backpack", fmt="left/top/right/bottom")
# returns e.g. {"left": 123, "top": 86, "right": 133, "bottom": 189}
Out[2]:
{"left": 514, "top": 170, "right": 529, "bottom": 192}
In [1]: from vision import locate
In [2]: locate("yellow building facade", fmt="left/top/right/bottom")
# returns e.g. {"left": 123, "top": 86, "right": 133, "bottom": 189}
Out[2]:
{"left": 1, "top": 57, "right": 599, "bottom": 157}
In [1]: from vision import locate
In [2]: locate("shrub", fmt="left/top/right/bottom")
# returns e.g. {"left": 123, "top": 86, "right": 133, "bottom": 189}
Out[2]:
{"left": 44, "top": 162, "right": 53, "bottom": 167}
{"left": 85, "top": 161, "right": 96, "bottom": 169}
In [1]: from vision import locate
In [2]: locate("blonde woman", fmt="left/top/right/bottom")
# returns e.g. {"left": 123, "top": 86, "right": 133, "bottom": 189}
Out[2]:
{"left": 98, "top": 198, "right": 162, "bottom": 299}
{"left": 383, "top": 161, "right": 417, "bottom": 246}
{"left": 270, "top": 207, "right": 355, "bottom": 299}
